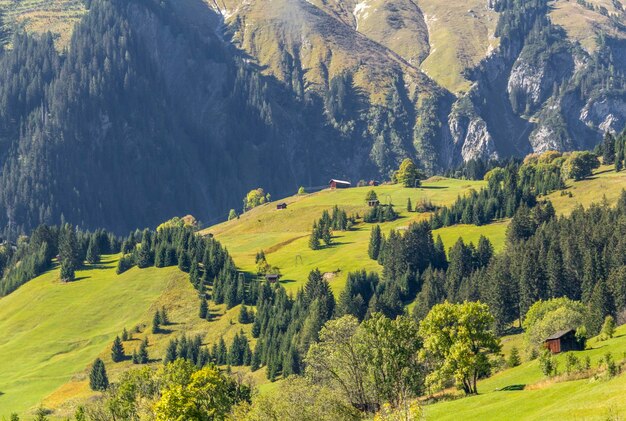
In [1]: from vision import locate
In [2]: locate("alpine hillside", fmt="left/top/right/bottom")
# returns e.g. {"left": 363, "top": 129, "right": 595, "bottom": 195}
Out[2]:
{"left": 0, "top": 0, "right": 624, "bottom": 237}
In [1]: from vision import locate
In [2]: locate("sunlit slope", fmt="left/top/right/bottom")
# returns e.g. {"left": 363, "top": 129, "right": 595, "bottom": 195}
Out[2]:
{"left": 546, "top": 165, "right": 626, "bottom": 215}
{"left": 0, "top": 255, "right": 183, "bottom": 416}
{"left": 204, "top": 178, "right": 509, "bottom": 295}
{"left": 425, "top": 324, "right": 626, "bottom": 421}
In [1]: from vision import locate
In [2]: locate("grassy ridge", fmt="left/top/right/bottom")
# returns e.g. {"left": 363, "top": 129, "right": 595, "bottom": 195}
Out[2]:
{"left": 3, "top": 168, "right": 626, "bottom": 417}
{"left": 204, "top": 178, "right": 503, "bottom": 295}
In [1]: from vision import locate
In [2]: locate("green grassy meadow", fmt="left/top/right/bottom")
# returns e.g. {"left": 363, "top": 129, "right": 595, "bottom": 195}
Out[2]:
{"left": 204, "top": 177, "right": 507, "bottom": 296}
{"left": 0, "top": 255, "right": 181, "bottom": 416}
{"left": 424, "top": 325, "right": 626, "bottom": 420}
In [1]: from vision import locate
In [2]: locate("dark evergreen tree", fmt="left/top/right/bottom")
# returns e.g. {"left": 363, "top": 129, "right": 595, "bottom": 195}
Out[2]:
{"left": 86, "top": 236, "right": 100, "bottom": 264}
{"left": 199, "top": 298, "right": 208, "bottom": 319}
{"left": 137, "top": 338, "right": 149, "bottom": 364}
{"left": 89, "top": 358, "right": 109, "bottom": 391}
{"left": 111, "top": 336, "right": 124, "bottom": 363}
{"left": 152, "top": 310, "right": 161, "bottom": 334}
{"left": 368, "top": 225, "right": 382, "bottom": 260}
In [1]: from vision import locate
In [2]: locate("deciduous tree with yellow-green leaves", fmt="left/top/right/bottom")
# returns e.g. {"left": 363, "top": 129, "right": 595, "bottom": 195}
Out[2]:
{"left": 419, "top": 301, "right": 501, "bottom": 395}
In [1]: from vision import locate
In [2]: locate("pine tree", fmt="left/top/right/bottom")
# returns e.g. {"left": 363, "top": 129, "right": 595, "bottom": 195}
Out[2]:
{"left": 60, "top": 259, "right": 75, "bottom": 282}
{"left": 121, "top": 327, "right": 130, "bottom": 341}
{"left": 152, "top": 310, "right": 161, "bottom": 334}
{"left": 602, "top": 132, "right": 616, "bottom": 164}
{"left": 309, "top": 222, "right": 320, "bottom": 250}
{"left": 86, "top": 236, "right": 100, "bottom": 264}
{"left": 407, "top": 197, "right": 413, "bottom": 212}
{"left": 89, "top": 358, "right": 109, "bottom": 391}
{"left": 322, "top": 223, "right": 332, "bottom": 246}
{"left": 177, "top": 250, "right": 190, "bottom": 272}
{"left": 368, "top": 225, "right": 382, "bottom": 260}
{"left": 199, "top": 298, "right": 208, "bottom": 319}
{"left": 159, "top": 307, "right": 169, "bottom": 325}
{"left": 111, "top": 336, "right": 125, "bottom": 362}
{"left": 238, "top": 305, "right": 251, "bottom": 324}
{"left": 588, "top": 278, "right": 614, "bottom": 335}
{"left": 508, "top": 346, "right": 521, "bottom": 367}
{"left": 217, "top": 337, "right": 228, "bottom": 364}
{"left": 138, "top": 338, "right": 149, "bottom": 364}
{"left": 164, "top": 339, "right": 178, "bottom": 364}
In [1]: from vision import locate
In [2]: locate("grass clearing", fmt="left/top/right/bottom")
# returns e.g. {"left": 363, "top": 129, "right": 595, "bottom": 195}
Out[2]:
{"left": 546, "top": 165, "right": 626, "bottom": 215}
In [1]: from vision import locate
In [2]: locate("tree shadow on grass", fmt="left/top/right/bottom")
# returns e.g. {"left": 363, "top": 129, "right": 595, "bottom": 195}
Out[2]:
{"left": 420, "top": 185, "right": 448, "bottom": 190}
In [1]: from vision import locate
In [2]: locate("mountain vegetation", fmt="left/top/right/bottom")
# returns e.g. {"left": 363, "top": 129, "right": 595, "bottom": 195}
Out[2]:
{"left": 0, "top": 0, "right": 624, "bottom": 239}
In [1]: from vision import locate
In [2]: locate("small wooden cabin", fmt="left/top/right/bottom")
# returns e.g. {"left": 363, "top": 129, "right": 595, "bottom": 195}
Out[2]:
{"left": 544, "top": 329, "right": 584, "bottom": 354}
{"left": 368, "top": 199, "right": 380, "bottom": 207}
{"left": 265, "top": 274, "right": 280, "bottom": 283}
{"left": 276, "top": 203, "right": 288, "bottom": 210}
{"left": 368, "top": 180, "right": 380, "bottom": 186}
{"left": 329, "top": 179, "right": 351, "bottom": 189}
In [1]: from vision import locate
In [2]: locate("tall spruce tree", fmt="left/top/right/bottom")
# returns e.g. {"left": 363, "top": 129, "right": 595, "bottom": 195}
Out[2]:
{"left": 111, "top": 336, "right": 124, "bottom": 362}
{"left": 152, "top": 310, "right": 161, "bottom": 334}
{"left": 86, "top": 236, "right": 100, "bottom": 264}
{"left": 309, "top": 222, "right": 321, "bottom": 250}
{"left": 89, "top": 358, "right": 109, "bottom": 391}
{"left": 199, "top": 298, "right": 208, "bottom": 319}
{"left": 138, "top": 338, "right": 149, "bottom": 364}
{"left": 368, "top": 225, "right": 382, "bottom": 260}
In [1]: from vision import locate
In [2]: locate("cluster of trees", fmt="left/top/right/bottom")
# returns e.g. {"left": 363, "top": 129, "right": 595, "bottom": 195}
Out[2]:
{"left": 0, "top": 224, "right": 119, "bottom": 295}
{"left": 309, "top": 207, "right": 353, "bottom": 250}
{"left": 163, "top": 335, "right": 211, "bottom": 367}
{"left": 598, "top": 130, "right": 626, "bottom": 171}
{"left": 170, "top": 333, "right": 253, "bottom": 368}
{"left": 369, "top": 191, "right": 626, "bottom": 340}
{"left": 430, "top": 158, "right": 563, "bottom": 228}
{"left": 255, "top": 250, "right": 280, "bottom": 277}
{"left": 115, "top": 224, "right": 255, "bottom": 309}
{"left": 249, "top": 269, "right": 336, "bottom": 380}
{"left": 363, "top": 204, "right": 398, "bottom": 223}
{"left": 83, "top": 359, "right": 250, "bottom": 420}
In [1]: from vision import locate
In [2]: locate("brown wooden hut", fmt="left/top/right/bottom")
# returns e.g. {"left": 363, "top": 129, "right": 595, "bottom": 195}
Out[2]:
{"left": 544, "top": 329, "right": 584, "bottom": 354}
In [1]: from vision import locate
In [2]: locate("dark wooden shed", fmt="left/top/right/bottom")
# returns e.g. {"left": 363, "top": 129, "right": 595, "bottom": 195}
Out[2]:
{"left": 368, "top": 199, "right": 380, "bottom": 207}
{"left": 544, "top": 329, "right": 584, "bottom": 354}
{"left": 329, "top": 179, "right": 351, "bottom": 189}
{"left": 265, "top": 274, "right": 280, "bottom": 283}
{"left": 276, "top": 203, "right": 288, "bottom": 210}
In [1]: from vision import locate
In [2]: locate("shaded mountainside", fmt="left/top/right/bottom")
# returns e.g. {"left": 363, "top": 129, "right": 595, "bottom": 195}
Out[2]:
{"left": 0, "top": 0, "right": 625, "bottom": 237}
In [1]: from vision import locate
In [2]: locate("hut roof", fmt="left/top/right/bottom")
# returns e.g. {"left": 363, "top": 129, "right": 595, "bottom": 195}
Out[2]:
{"left": 545, "top": 329, "right": 575, "bottom": 341}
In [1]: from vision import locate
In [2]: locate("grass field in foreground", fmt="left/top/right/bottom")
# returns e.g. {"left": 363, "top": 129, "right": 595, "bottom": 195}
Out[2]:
{"left": 0, "top": 255, "right": 183, "bottom": 417}
{"left": 0, "top": 254, "right": 260, "bottom": 419}
{"left": 424, "top": 324, "right": 626, "bottom": 421}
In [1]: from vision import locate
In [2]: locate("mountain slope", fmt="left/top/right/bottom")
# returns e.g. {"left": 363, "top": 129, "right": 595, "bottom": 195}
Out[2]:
{"left": 0, "top": 0, "right": 625, "bottom": 238}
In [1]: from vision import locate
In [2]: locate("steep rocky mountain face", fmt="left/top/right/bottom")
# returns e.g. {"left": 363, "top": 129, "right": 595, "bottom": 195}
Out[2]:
{"left": 0, "top": 0, "right": 624, "bottom": 237}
